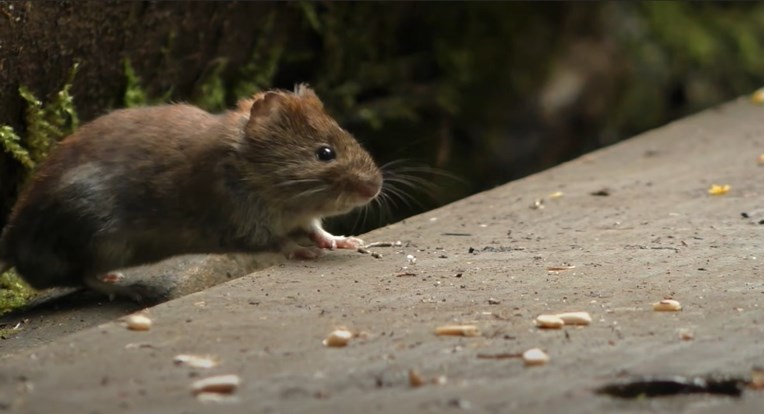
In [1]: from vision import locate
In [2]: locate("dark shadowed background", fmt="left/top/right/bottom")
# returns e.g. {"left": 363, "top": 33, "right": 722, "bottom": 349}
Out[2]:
{"left": 0, "top": 1, "right": 762, "bottom": 234}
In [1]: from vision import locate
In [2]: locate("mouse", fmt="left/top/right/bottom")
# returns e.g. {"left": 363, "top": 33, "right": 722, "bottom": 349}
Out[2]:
{"left": 0, "top": 84, "right": 383, "bottom": 300}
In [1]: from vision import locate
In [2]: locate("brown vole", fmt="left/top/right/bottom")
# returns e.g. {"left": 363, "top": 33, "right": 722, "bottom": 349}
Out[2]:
{"left": 0, "top": 84, "right": 382, "bottom": 299}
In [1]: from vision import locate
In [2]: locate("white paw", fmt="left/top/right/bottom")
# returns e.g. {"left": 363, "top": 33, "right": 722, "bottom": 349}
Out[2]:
{"left": 310, "top": 233, "right": 363, "bottom": 250}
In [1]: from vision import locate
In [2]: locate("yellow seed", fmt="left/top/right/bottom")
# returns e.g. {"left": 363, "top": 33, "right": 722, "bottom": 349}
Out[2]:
{"left": 751, "top": 89, "right": 763, "bottom": 105}
{"left": 191, "top": 374, "right": 241, "bottom": 395}
{"left": 409, "top": 369, "right": 425, "bottom": 387}
{"left": 434, "top": 324, "right": 480, "bottom": 337}
{"left": 323, "top": 329, "right": 353, "bottom": 347}
{"left": 125, "top": 314, "right": 152, "bottom": 331}
{"left": 708, "top": 184, "right": 730, "bottom": 196}
{"left": 535, "top": 314, "right": 565, "bottom": 329}
{"left": 522, "top": 348, "right": 550, "bottom": 366}
{"left": 554, "top": 311, "right": 592, "bottom": 326}
{"left": 653, "top": 299, "right": 682, "bottom": 312}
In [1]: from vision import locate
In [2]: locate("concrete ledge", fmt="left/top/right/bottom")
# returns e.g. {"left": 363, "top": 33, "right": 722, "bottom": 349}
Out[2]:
{"left": 0, "top": 97, "right": 762, "bottom": 413}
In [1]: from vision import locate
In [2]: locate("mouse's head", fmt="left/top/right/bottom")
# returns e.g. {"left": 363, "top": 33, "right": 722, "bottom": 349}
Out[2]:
{"left": 234, "top": 85, "right": 382, "bottom": 218}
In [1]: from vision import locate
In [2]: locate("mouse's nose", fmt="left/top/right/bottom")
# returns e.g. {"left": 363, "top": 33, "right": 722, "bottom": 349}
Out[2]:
{"left": 355, "top": 175, "right": 382, "bottom": 200}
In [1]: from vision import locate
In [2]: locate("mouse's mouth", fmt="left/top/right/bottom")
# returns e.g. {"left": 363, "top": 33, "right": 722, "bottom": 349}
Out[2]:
{"left": 352, "top": 179, "right": 383, "bottom": 201}
{"left": 322, "top": 181, "right": 381, "bottom": 216}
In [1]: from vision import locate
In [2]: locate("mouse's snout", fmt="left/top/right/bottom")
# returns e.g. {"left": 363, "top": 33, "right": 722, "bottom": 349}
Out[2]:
{"left": 354, "top": 175, "right": 383, "bottom": 200}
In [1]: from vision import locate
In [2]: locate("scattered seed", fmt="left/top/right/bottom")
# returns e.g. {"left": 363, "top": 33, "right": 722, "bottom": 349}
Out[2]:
{"left": 124, "top": 342, "right": 156, "bottom": 349}
{"left": 750, "top": 368, "right": 764, "bottom": 389}
{"left": 548, "top": 191, "right": 564, "bottom": 199}
{"left": 356, "top": 247, "right": 383, "bottom": 258}
{"left": 125, "top": 314, "right": 152, "bottom": 331}
{"left": 547, "top": 265, "right": 576, "bottom": 272}
{"left": 476, "top": 352, "right": 522, "bottom": 360}
{"left": 174, "top": 354, "right": 219, "bottom": 369}
{"left": 409, "top": 369, "right": 425, "bottom": 387}
{"left": 323, "top": 329, "right": 353, "bottom": 347}
{"left": 406, "top": 254, "right": 417, "bottom": 265}
{"left": 535, "top": 314, "right": 565, "bottom": 329}
{"left": 191, "top": 374, "right": 241, "bottom": 395}
{"left": 522, "top": 348, "right": 550, "bottom": 366}
{"left": 751, "top": 89, "right": 763, "bottom": 105}
{"left": 408, "top": 369, "right": 447, "bottom": 387}
{"left": 434, "top": 324, "right": 480, "bottom": 337}
{"left": 363, "top": 241, "right": 402, "bottom": 248}
{"left": 555, "top": 311, "right": 592, "bottom": 326}
{"left": 530, "top": 198, "right": 545, "bottom": 209}
{"left": 653, "top": 299, "right": 682, "bottom": 312}
{"left": 195, "top": 392, "right": 239, "bottom": 404}
{"left": 677, "top": 328, "right": 695, "bottom": 341}
{"left": 707, "top": 184, "right": 730, "bottom": 196}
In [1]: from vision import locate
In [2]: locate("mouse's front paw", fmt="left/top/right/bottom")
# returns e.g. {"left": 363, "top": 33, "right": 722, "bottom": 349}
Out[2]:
{"left": 335, "top": 236, "right": 364, "bottom": 250}
{"left": 310, "top": 232, "right": 363, "bottom": 250}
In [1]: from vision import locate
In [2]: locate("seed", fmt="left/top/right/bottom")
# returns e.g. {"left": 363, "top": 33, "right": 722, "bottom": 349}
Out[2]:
{"left": 677, "top": 328, "right": 695, "bottom": 341}
{"left": 409, "top": 369, "right": 425, "bottom": 387}
{"left": 522, "top": 348, "right": 549, "bottom": 366}
{"left": 323, "top": 329, "right": 353, "bottom": 347}
{"left": 653, "top": 299, "right": 682, "bottom": 312}
{"left": 535, "top": 314, "right": 564, "bottom": 329}
{"left": 174, "top": 354, "right": 219, "bottom": 369}
{"left": 555, "top": 311, "right": 592, "bottom": 325}
{"left": 191, "top": 374, "right": 241, "bottom": 395}
{"left": 707, "top": 184, "right": 730, "bottom": 196}
{"left": 125, "top": 314, "right": 152, "bottom": 331}
{"left": 434, "top": 324, "right": 480, "bottom": 337}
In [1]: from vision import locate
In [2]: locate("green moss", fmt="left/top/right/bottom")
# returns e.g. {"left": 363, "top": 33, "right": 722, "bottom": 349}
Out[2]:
{"left": 233, "top": 10, "right": 283, "bottom": 100}
{"left": 0, "top": 63, "right": 80, "bottom": 171}
{"left": 123, "top": 58, "right": 148, "bottom": 108}
{"left": 21, "top": 63, "right": 80, "bottom": 166}
{"left": 0, "top": 64, "right": 80, "bottom": 311}
{"left": 123, "top": 58, "right": 173, "bottom": 107}
{"left": 0, "top": 269, "right": 34, "bottom": 315}
{"left": 194, "top": 58, "right": 229, "bottom": 112}
{"left": 0, "top": 125, "right": 34, "bottom": 169}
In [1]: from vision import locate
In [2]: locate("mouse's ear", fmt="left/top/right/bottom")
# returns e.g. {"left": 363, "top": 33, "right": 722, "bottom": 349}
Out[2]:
{"left": 248, "top": 92, "right": 284, "bottom": 124}
{"left": 294, "top": 83, "right": 324, "bottom": 108}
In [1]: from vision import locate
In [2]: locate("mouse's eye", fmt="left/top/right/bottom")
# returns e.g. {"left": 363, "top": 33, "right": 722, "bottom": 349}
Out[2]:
{"left": 315, "top": 146, "right": 336, "bottom": 162}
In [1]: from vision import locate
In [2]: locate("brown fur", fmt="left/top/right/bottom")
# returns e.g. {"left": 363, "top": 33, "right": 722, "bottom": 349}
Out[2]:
{"left": 0, "top": 85, "right": 382, "bottom": 293}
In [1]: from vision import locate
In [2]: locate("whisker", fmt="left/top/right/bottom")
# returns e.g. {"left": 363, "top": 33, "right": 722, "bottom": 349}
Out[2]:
{"left": 292, "top": 186, "right": 330, "bottom": 199}
{"left": 275, "top": 178, "right": 325, "bottom": 187}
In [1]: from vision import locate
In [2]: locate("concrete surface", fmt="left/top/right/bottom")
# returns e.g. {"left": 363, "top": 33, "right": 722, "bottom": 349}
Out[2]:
{"left": 0, "top": 97, "right": 762, "bottom": 413}
{"left": 0, "top": 253, "right": 270, "bottom": 354}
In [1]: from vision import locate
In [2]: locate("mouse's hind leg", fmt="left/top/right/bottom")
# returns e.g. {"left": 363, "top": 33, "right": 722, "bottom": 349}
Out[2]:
{"left": 83, "top": 273, "right": 144, "bottom": 302}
